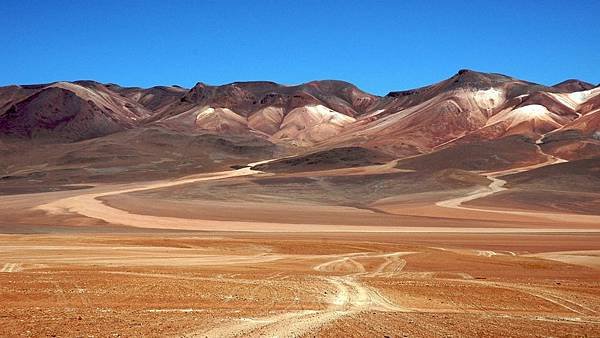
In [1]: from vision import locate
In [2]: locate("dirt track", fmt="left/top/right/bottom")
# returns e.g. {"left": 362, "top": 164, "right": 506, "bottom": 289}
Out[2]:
{"left": 31, "top": 157, "right": 600, "bottom": 232}
{"left": 434, "top": 140, "right": 600, "bottom": 223}
{"left": 195, "top": 252, "right": 412, "bottom": 338}
{"left": 1, "top": 234, "right": 599, "bottom": 337}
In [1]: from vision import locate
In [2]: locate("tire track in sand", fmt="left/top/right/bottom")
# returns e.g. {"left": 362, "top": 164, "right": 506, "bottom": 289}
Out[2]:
{"left": 189, "top": 252, "right": 412, "bottom": 337}
{"left": 459, "top": 279, "right": 598, "bottom": 316}
{"left": 0, "top": 263, "right": 22, "bottom": 273}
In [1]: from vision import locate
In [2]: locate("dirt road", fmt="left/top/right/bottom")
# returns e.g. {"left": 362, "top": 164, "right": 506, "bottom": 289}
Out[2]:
{"left": 435, "top": 138, "right": 600, "bottom": 223}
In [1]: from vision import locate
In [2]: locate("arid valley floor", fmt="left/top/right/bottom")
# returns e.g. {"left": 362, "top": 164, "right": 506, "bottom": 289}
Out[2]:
{"left": 2, "top": 70, "right": 600, "bottom": 336}
{"left": 1, "top": 157, "right": 600, "bottom": 337}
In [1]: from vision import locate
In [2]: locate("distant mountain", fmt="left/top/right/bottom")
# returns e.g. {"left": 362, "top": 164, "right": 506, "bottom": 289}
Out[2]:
{"left": 146, "top": 80, "right": 379, "bottom": 146}
{"left": 552, "top": 79, "right": 595, "bottom": 92}
{"left": 1, "top": 70, "right": 598, "bottom": 160}
{"left": 315, "top": 70, "right": 599, "bottom": 157}
{"left": 104, "top": 83, "right": 187, "bottom": 112}
{"left": 0, "top": 81, "right": 152, "bottom": 141}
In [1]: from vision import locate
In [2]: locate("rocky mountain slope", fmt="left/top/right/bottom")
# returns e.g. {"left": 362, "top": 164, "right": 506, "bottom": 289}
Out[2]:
{"left": 1, "top": 70, "right": 598, "bottom": 170}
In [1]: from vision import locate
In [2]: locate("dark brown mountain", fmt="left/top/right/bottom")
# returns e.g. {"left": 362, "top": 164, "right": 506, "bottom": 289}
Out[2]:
{"left": 0, "top": 81, "right": 152, "bottom": 141}
{"left": 552, "top": 79, "right": 595, "bottom": 92}
{"left": 173, "top": 80, "right": 378, "bottom": 118}
{"left": 105, "top": 84, "right": 188, "bottom": 112}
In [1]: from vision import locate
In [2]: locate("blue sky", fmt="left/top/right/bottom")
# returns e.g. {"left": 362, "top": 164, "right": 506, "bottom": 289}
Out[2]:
{"left": 2, "top": 0, "right": 599, "bottom": 95}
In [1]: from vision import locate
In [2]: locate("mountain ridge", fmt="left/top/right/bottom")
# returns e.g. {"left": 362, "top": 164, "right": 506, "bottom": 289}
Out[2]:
{"left": 1, "top": 69, "right": 598, "bottom": 158}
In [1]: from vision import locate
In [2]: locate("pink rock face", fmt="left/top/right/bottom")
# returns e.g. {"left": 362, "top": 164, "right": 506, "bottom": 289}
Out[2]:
{"left": 247, "top": 106, "right": 284, "bottom": 135}
{"left": 194, "top": 107, "right": 249, "bottom": 134}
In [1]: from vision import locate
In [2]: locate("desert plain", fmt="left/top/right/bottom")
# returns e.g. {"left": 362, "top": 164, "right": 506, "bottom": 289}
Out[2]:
{"left": 1, "top": 156, "right": 600, "bottom": 338}
{"left": 1, "top": 71, "right": 600, "bottom": 337}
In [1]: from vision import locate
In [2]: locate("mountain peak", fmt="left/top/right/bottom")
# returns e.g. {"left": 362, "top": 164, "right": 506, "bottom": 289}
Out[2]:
{"left": 450, "top": 69, "right": 513, "bottom": 85}
{"left": 552, "top": 79, "right": 595, "bottom": 92}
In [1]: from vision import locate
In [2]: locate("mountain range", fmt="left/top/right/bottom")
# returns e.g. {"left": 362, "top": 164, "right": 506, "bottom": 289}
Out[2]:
{"left": 1, "top": 69, "right": 599, "bottom": 192}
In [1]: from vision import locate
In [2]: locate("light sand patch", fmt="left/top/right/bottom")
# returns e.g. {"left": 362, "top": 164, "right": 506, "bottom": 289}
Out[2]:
{"left": 477, "top": 250, "right": 498, "bottom": 258}
{"left": 528, "top": 251, "right": 600, "bottom": 269}
{"left": 145, "top": 308, "right": 205, "bottom": 313}
{"left": 0, "top": 263, "right": 22, "bottom": 273}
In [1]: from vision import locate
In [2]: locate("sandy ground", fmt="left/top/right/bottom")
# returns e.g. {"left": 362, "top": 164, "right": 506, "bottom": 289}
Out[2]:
{"left": 1, "top": 156, "right": 600, "bottom": 336}
{"left": 0, "top": 234, "right": 599, "bottom": 337}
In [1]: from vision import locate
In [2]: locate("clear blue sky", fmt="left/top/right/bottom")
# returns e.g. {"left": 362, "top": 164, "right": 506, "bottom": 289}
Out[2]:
{"left": 2, "top": 0, "right": 599, "bottom": 95}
